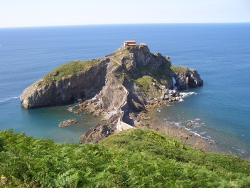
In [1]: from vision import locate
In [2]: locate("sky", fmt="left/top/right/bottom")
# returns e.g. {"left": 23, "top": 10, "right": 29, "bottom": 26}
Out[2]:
{"left": 1, "top": 0, "right": 250, "bottom": 28}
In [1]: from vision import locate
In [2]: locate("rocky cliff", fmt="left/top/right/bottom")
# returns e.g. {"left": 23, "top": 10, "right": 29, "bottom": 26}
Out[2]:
{"left": 20, "top": 44, "right": 203, "bottom": 142}
{"left": 171, "top": 66, "right": 203, "bottom": 90}
{"left": 20, "top": 58, "right": 109, "bottom": 108}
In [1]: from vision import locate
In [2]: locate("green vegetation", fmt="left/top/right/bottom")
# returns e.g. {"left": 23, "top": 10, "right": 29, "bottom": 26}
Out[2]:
{"left": 42, "top": 59, "right": 100, "bottom": 84}
{"left": 152, "top": 52, "right": 161, "bottom": 58}
{"left": 170, "top": 65, "right": 187, "bottom": 75}
{"left": 152, "top": 62, "right": 172, "bottom": 84}
{"left": 135, "top": 62, "right": 172, "bottom": 97}
{"left": 110, "top": 47, "right": 173, "bottom": 97}
{"left": 135, "top": 75, "right": 161, "bottom": 97}
{"left": 116, "top": 49, "right": 130, "bottom": 60}
{"left": 109, "top": 49, "right": 130, "bottom": 67}
{"left": 136, "top": 62, "right": 171, "bottom": 82}
{"left": 135, "top": 75, "right": 152, "bottom": 95}
{"left": 136, "top": 63, "right": 151, "bottom": 73}
{"left": 1, "top": 129, "right": 250, "bottom": 187}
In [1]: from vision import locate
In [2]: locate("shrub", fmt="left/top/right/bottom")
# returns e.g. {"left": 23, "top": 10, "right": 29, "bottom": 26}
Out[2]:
{"left": 1, "top": 126, "right": 250, "bottom": 187}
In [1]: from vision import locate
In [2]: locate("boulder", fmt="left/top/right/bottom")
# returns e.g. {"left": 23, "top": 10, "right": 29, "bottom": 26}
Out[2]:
{"left": 58, "top": 119, "right": 77, "bottom": 127}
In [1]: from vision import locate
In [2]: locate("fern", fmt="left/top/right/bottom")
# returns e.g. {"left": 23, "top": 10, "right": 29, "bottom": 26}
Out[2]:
{"left": 1, "top": 129, "right": 250, "bottom": 187}
{"left": 54, "top": 169, "right": 80, "bottom": 187}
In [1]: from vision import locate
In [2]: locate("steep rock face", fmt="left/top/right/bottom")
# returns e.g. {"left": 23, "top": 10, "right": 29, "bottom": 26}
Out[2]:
{"left": 172, "top": 67, "right": 203, "bottom": 90}
{"left": 186, "top": 68, "right": 203, "bottom": 88}
{"left": 20, "top": 58, "right": 109, "bottom": 108}
{"left": 121, "top": 45, "right": 172, "bottom": 79}
{"left": 88, "top": 62, "right": 128, "bottom": 113}
{"left": 130, "top": 45, "right": 151, "bottom": 66}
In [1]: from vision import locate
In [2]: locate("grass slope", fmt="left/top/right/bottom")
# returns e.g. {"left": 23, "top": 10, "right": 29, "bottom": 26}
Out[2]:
{"left": 0, "top": 129, "right": 250, "bottom": 187}
{"left": 170, "top": 65, "right": 187, "bottom": 75}
{"left": 42, "top": 59, "right": 100, "bottom": 84}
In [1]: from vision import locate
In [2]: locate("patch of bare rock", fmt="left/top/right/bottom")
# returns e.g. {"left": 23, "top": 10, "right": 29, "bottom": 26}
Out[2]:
{"left": 58, "top": 119, "right": 78, "bottom": 127}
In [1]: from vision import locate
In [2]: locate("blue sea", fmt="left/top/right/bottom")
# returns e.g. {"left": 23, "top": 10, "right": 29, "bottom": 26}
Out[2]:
{"left": 0, "top": 24, "right": 249, "bottom": 159}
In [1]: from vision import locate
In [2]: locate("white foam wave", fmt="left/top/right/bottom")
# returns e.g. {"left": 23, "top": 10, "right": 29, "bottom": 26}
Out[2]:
{"left": 0, "top": 96, "right": 20, "bottom": 103}
{"left": 166, "top": 120, "right": 216, "bottom": 143}
{"left": 179, "top": 98, "right": 184, "bottom": 102}
{"left": 179, "top": 92, "right": 197, "bottom": 98}
{"left": 200, "top": 131, "right": 206, "bottom": 135}
{"left": 237, "top": 148, "right": 246, "bottom": 154}
{"left": 189, "top": 130, "right": 215, "bottom": 142}
{"left": 177, "top": 92, "right": 198, "bottom": 102}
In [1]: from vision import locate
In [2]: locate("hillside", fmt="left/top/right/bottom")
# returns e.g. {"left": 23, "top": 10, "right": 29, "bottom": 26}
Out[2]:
{"left": 0, "top": 129, "right": 250, "bottom": 187}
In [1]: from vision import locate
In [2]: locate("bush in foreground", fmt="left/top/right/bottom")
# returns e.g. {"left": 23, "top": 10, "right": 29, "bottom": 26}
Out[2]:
{"left": 0, "top": 129, "right": 250, "bottom": 187}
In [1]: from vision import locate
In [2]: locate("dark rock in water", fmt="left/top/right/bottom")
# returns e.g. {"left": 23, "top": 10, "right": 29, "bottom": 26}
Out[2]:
{"left": 172, "top": 67, "right": 203, "bottom": 90}
{"left": 163, "top": 93, "right": 169, "bottom": 100}
{"left": 186, "top": 68, "right": 203, "bottom": 88}
{"left": 187, "top": 121, "right": 193, "bottom": 127}
{"left": 58, "top": 119, "right": 77, "bottom": 127}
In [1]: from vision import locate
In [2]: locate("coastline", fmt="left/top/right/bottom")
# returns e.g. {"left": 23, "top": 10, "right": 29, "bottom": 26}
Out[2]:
{"left": 135, "top": 102, "right": 250, "bottom": 161}
{"left": 77, "top": 98, "right": 220, "bottom": 154}
{"left": 63, "top": 90, "right": 233, "bottom": 157}
{"left": 135, "top": 102, "right": 220, "bottom": 154}
{"left": 57, "top": 97, "right": 249, "bottom": 161}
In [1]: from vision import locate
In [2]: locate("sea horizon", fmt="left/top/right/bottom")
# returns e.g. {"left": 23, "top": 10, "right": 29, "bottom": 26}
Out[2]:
{"left": 1, "top": 22, "right": 250, "bottom": 29}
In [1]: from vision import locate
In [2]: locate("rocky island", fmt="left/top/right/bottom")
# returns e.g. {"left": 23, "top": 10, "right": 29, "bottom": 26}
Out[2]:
{"left": 20, "top": 43, "right": 203, "bottom": 144}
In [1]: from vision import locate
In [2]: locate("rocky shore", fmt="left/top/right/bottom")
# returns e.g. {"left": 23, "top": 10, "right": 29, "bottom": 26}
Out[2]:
{"left": 20, "top": 44, "right": 206, "bottom": 150}
{"left": 134, "top": 109, "right": 219, "bottom": 153}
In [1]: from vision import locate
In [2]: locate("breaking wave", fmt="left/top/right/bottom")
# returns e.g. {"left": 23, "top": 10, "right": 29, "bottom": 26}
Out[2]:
{"left": 0, "top": 96, "right": 20, "bottom": 103}
{"left": 179, "top": 92, "right": 197, "bottom": 98}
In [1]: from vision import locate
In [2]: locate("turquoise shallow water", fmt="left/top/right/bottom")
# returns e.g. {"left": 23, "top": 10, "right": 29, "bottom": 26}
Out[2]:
{"left": 0, "top": 97, "right": 99, "bottom": 143}
{"left": 0, "top": 24, "right": 249, "bottom": 158}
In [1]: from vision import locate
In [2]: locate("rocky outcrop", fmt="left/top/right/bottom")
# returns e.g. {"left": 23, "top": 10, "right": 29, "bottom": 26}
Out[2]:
{"left": 172, "top": 67, "right": 203, "bottom": 90}
{"left": 20, "top": 44, "right": 203, "bottom": 142}
{"left": 20, "top": 58, "right": 109, "bottom": 109}
{"left": 79, "top": 111, "right": 121, "bottom": 143}
{"left": 79, "top": 124, "right": 114, "bottom": 143}
{"left": 58, "top": 119, "right": 77, "bottom": 127}
{"left": 163, "top": 89, "right": 182, "bottom": 102}
{"left": 20, "top": 45, "right": 202, "bottom": 109}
